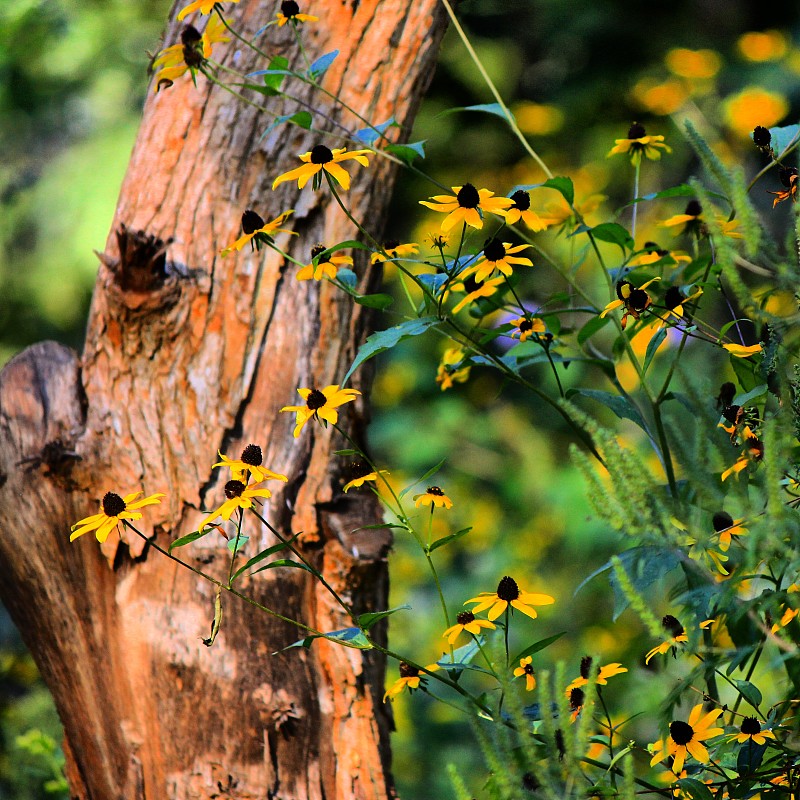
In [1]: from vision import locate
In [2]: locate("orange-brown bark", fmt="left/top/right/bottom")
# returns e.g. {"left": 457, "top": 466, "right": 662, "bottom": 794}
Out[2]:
{"left": 0, "top": 2, "right": 446, "bottom": 797}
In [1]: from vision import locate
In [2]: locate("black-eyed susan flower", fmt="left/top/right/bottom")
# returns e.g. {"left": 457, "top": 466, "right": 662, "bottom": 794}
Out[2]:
{"left": 413, "top": 486, "right": 453, "bottom": 509}
{"left": 649, "top": 704, "right": 724, "bottom": 774}
{"left": 383, "top": 661, "right": 438, "bottom": 702}
{"left": 509, "top": 316, "right": 545, "bottom": 342}
{"left": 276, "top": 0, "right": 319, "bottom": 26}
{"left": 655, "top": 284, "right": 703, "bottom": 327}
{"left": 465, "top": 575, "right": 555, "bottom": 621}
{"left": 729, "top": 717, "right": 776, "bottom": 746}
{"left": 722, "top": 342, "right": 764, "bottom": 358}
{"left": 565, "top": 656, "right": 627, "bottom": 693}
{"left": 721, "top": 436, "right": 764, "bottom": 481}
{"left": 370, "top": 240, "right": 419, "bottom": 265}
{"left": 449, "top": 274, "right": 505, "bottom": 315}
{"left": 201, "top": 479, "right": 273, "bottom": 529}
{"left": 70, "top": 491, "right": 165, "bottom": 543}
{"left": 505, "top": 189, "right": 546, "bottom": 231}
{"left": 442, "top": 611, "right": 496, "bottom": 645}
{"left": 645, "top": 615, "right": 714, "bottom": 664}
{"left": 629, "top": 242, "right": 691, "bottom": 268}
{"left": 220, "top": 209, "right": 295, "bottom": 255}
{"left": 768, "top": 166, "right": 799, "bottom": 207}
{"left": 152, "top": 18, "right": 228, "bottom": 92}
{"left": 599, "top": 278, "right": 660, "bottom": 329}
{"left": 712, "top": 511, "right": 747, "bottom": 552}
{"left": 537, "top": 193, "right": 605, "bottom": 230}
{"left": 177, "top": 0, "right": 240, "bottom": 19}
{"left": 568, "top": 687, "right": 585, "bottom": 721}
{"left": 272, "top": 145, "right": 371, "bottom": 191}
{"left": 771, "top": 602, "right": 799, "bottom": 634}
{"left": 513, "top": 656, "right": 537, "bottom": 691}
{"left": 281, "top": 385, "right": 361, "bottom": 437}
{"left": 213, "top": 444, "right": 288, "bottom": 485}
{"left": 659, "top": 199, "right": 704, "bottom": 237}
{"left": 419, "top": 183, "right": 512, "bottom": 233}
{"left": 296, "top": 244, "right": 353, "bottom": 281}
{"left": 753, "top": 125, "right": 773, "bottom": 153}
{"left": 607, "top": 122, "right": 672, "bottom": 166}
{"left": 436, "top": 347, "right": 471, "bottom": 391}
{"left": 342, "top": 461, "right": 389, "bottom": 493}
{"left": 464, "top": 239, "right": 533, "bottom": 283}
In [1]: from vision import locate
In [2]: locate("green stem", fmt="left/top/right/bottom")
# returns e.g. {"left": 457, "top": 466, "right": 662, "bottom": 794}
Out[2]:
{"left": 326, "top": 175, "right": 382, "bottom": 248}
{"left": 226, "top": 508, "right": 244, "bottom": 586}
{"left": 631, "top": 160, "right": 640, "bottom": 241}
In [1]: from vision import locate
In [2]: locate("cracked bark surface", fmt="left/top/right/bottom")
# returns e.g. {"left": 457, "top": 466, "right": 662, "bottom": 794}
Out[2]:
{"left": 0, "top": 2, "right": 446, "bottom": 797}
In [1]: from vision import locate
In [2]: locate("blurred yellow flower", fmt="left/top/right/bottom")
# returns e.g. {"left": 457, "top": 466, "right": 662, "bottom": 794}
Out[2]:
{"left": 665, "top": 48, "right": 722, "bottom": 79}
{"left": 513, "top": 101, "right": 564, "bottom": 136}
{"left": 630, "top": 78, "right": 688, "bottom": 115}
{"left": 737, "top": 30, "right": 788, "bottom": 62}
{"left": 723, "top": 87, "right": 788, "bottom": 138}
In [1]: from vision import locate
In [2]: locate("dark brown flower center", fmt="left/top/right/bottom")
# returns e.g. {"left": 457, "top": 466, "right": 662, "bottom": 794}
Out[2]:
{"left": 483, "top": 238, "right": 506, "bottom": 262}
{"left": 310, "top": 244, "right": 327, "bottom": 259}
{"left": 741, "top": 716, "right": 761, "bottom": 735}
{"left": 281, "top": 1, "right": 300, "bottom": 18}
{"left": 181, "top": 25, "right": 204, "bottom": 68}
{"left": 716, "top": 382, "right": 736, "bottom": 409}
{"left": 685, "top": 199, "right": 702, "bottom": 217}
{"left": 497, "top": 575, "right": 519, "bottom": 601}
{"left": 522, "top": 773, "right": 539, "bottom": 792}
{"left": 384, "top": 239, "right": 400, "bottom": 251}
{"left": 224, "top": 480, "right": 245, "bottom": 499}
{"left": 752, "top": 126, "right": 771, "bottom": 147}
{"left": 398, "top": 661, "right": 419, "bottom": 679}
{"left": 628, "top": 288, "right": 649, "bottom": 312}
{"left": 746, "top": 437, "right": 764, "bottom": 460}
{"left": 722, "top": 404, "right": 742, "bottom": 424}
{"left": 662, "top": 615, "right": 684, "bottom": 637}
{"left": 241, "top": 443, "right": 263, "bottom": 466}
{"left": 525, "top": 662, "right": 535, "bottom": 676}
{"left": 427, "top": 486, "right": 445, "bottom": 496}
{"left": 664, "top": 286, "right": 685, "bottom": 310}
{"left": 348, "top": 460, "right": 374, "bottom": 480}
{"left": 519, "top": 319, "right": 533, "bottom": 333}
{"left": 580, "top": 655, "right": 593, "bottom": 679}
{"left": 102, "top": 492, "right": 127, "bottom": 517}
{"left": 669, "top": 720, "right": 695, "bottom": 745}
{"left": 628, "top": 121, "right": 646, "bottom": 139}
{"left": 463, "top": 275, "right": 483, "bottom": 294}
{"left": 712, "top": 511, "right": 734, "bottom": 532}
{"left": 510, "top": 189, "right": 531, "bottom": 211}
{"left": 306, "top": 389, "right": 327, "bottom": 410}
{"left": 780, "top": 166, "right": 798, "bottom": 188}
{"left": 310, "top": 145, "right": 334, "bottom": 164}
{"left": 241, "top": 210, "right": 265, "bottom": 235}
{"left": 457, "top": 183, "right": 480, "bottom": 209}
{"left": 456, "top": 611, "right": 475, "bottom": 625}
{"left": 569, "top": 687, "right": 584, "bottom": 709}
{"left": 181, "top": 25, "right": 202, "bottom": 46}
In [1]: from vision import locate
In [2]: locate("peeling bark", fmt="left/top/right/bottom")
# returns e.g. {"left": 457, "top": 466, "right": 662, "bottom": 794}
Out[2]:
{"left": 0, "top": 2, "right": 446, "bottom": 797}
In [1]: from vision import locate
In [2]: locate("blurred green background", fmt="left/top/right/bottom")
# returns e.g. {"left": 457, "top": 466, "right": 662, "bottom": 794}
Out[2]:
{"left": 2, "top": 0, "right": 799, "bottom": 797}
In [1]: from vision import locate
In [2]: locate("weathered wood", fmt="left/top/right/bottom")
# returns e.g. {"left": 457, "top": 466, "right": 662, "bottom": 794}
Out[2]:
{"left": 0, "top": 2, "right": 446, "bottom": 797}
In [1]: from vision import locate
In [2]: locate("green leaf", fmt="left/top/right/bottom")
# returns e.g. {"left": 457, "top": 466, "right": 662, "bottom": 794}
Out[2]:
{"left": 308, "top": 50, "right": 338, "bottom": 80}
{"left": 353, "top": 293, "right": 394, "bottom": 310}
{"left": 733, "top": 679, "right": 762, "bottom": 709}
{"left": 642, "top": 328, "right": 667, "bottom": 376}
{"left": 247, "top": 55, "right": 290, "bottom": 95}
{"left": 276, "top": 626, "right": 373, "bottom": 653}
{"left": 676, "top": 778, "right": 714, "bottom": 800}
{"left": 437, "top": 102, "right": 510, "bottom": 121}
{"left": 428, "top": 527, "right": 472, "bottom": 553}
{"left": 358, "top": 605, "right": 411, "bottom": 630}
{"left": 202, "top": 587, "right": 223, "bottom": 647}
{"left": 541, "top": 176, "right": 574, "bottom": 206}
{"left": 231, "top": 532, "right": 304, "bottom": 582}
{"left": 399, "top": 458, "right": 447, "bottom": 499}
{"left": 736, "top": 738, "right": 767, "bottom": 776}
{"left": 567, "top": 388, "right": 649, "bottom": 433}
{"left": 730, "top": 354, "right": 760, "bottom": 393}
{"left": 385, "top": 141, "right": 426, "bottom": 163}
{"left": 169, "top": 529, "right": 211, "bottom": 553}
{"left": 354, "top": 117, "right": 397, "bottom": 146}
{"left": 264, "top": 110, "right": 313, "bottom": 135}
{"left": 734, "top": 384, "right": 768, "bottom": 405}
{"left": 227, "top": 534, "right": 248, "bottom": 555}
{"left": 588, "top": 222, "right": 634, "bottom": 252}
{"left": 769, "top": 122, "right": 800, "bottom": 157}
{"left": 251, "top": 558, "right": 320, "bottom": 578}
{"left": 343, "top": 316, "right": 440, "bottom": 383}
{"left": 512, "top": 632, "right": 566, "bottom": 665}
{"left": 578, "top": 315, "right": 611, "bottom": 345}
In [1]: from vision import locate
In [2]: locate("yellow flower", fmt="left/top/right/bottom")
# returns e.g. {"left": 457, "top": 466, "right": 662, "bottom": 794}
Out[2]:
{"left": 629, "top": 242, "right": 691, "bottom": 267}
{"left": 220, "top": 209, "right": 295, "bottom": 255}
{"left": 509, "top": 316, "right": 545, "bottom": 342}
{"left": 630, "top": 78, "right": 688, "bottom": 116}
{"left": 722, "top": 343, "right": 763, "bottom": 358}
{"left": 201, "top": 479, "right": 273, "bottom": 530}
{"left": 276, "top": 0, "right": 319, "bottom": 26}
{"left": 655, "top": 284, "right": 703, "bottom": 328}
{"left": 728, "top": 717, "right": 776, "bottom": 745}
{"left": 370, "top": 240, "right": 419, "bottom": 264}
{"left": 645, "top": 615, "right": 714, "bottom": 664}
{"left": 513, "top": 656, "right": 537, "bottom": 691}
{"left": 420, "top": 183, "right": 512, "bottom": 232}
{"left": 463, "top": 239, "right": 533, "bottom": 283}
{"left": 537, "top": 193, "right": 605, "bottom": 229}
{"left": 177, "top": 0, "right": 240, "bottom": 20}
{"left": 768, "top": 166, "right": 799, "bottom": 207}
{"left": 436, "top": 347, "right": 471, "bottom": 390}
{"left": 721, "top": 436, "right": 764, "bottom": 481}
{"left": 650, "top": 704, "right": 724, "bottom": 774}
{"left": 442, "top": 611, "right": 496, "bottom": 645}
{"left": 213, "top": 444, "right": 288, "bottom": 485}
{"left": 599, "top": 277, "right": 660, "bottom": 329}
{"left": 449, "top": 274, "right": 505, "bottom": 315}
{"left": 665, "top": 48, "right": 722, "bottom": 80}
{"left": 342, "top": 462, "right": 389, "bottom": 493}
{"left": 152, "top": 18, "right": 229, "bottom": 92}
{"left": 272, "top": 146, "right": 371, "bottom": 191}
{"left": 504, "top": 190, "right": 547, "bottom": 230}
{"left": 281, "top": 385, "right": 361, "bottom": 437}
{"left": 413, "top": 486, "right": 453, "bottom": 509}
{"left": 565, "top": 656, "right": 627, "bottom": 693}
{"left": 737, "top": 30, "right": 788, "bottom": 62}
{"left": 383, "top": 662, "right": 438, "bottom": 702}
{"left": 465, "top": 575, "right": 555, "bottom": 621}
{"left": 297, "top": 244, "right": 353, "bottom": 281}
{"left": 608, "top": 122, "right": 671, "bottom": 166}
{"left": 70, "top": 491, "right": 165, "bottom": 543}
{"left": 724, "top": 87, "right": 788, "bottom": 138}
{"left": 711, "top": 511, "right": 747, "bottom": 552}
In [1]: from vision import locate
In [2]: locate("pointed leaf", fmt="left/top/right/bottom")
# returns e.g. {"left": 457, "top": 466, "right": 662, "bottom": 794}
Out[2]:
{"left": 587, "top": 222, "right": 634, "bottom": 252}
{"left": 354, "top": 117, "right": 397, "bottom": 145}
{"left": 227, "top": 534, "right": 248, "bottom": 556}
{"left": 385, "top": 141, "right": 426, "bottom": 163}
{"left": 354, "top": 293, "right": 394, "bottom": 310}
{"left": 578, "top": 315, "right": 611, "bottom": 345}
{"left": 399, "top": 458, "right": 446, "bottom": 499}
{"left": 437, "top": 102, "right": 510, "bottom": 121}
{"left": 428, "top": 527, "right": 472, "bottom": 553}
{"left": 769, "top": 123, "right": 800, "bottom": 157}
{"left": 231, "top": 532, "right": 304, "bottom": 582}
{"left": 642, "top": 328, "right": 668, "bottom": 376}
{"left": 264, "top": 111, "right": 313, "bottom": 137}
{"left": 308, "top": 50, "right": 339, "bottom": 80}
{"left": 567, "top": 388, "right": 649, "bottom": 433}
{"left": 169, "top": 529, "right": 211, "bottom": 553}
{"left": 541, "top": 176, "right": 574, "bottom": 206}
{"left": 251, "top": 558, "right": 320, "bottom": 578}
{"left": 512, "top": 632, "right": 566, "bottom": 665}
{"left": 358, "top": 605, "right": 411, "bottom": 630}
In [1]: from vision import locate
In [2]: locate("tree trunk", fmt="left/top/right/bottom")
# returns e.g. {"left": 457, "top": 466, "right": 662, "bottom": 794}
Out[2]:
{"left": 0, "top": 2, "right": 445, "bottom": 797}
